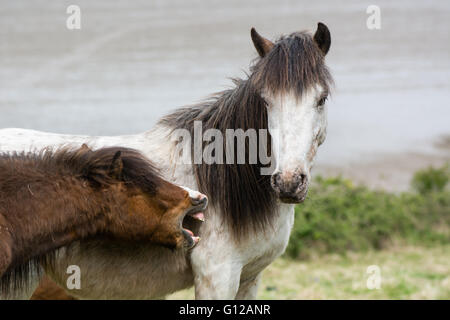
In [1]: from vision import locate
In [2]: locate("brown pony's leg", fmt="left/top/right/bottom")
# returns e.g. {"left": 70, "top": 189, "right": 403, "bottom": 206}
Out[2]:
{"left": 30, "top": 275, "right": 77, "bottom": 300}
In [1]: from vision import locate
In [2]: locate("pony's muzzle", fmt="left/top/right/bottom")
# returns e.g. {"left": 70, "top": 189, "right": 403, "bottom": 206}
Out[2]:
{"left": 190, "top": 193, "right": 208, "bottom": 210}
{"left": 182, "top": 192, "right": 208, "bottom": 249}
{"left": 271, "top": 171, "right": 309, "bottom": 203}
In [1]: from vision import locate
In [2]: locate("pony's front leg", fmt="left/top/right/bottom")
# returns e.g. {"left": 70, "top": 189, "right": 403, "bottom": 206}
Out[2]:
{"left": 192, "top": 261, "right": 242, "bottom": 300}
{"left": 235, "top": 273, "right": 262, "bottom": 299}
{"left": 190, "top": 238, "right": 242, "bottom": 299}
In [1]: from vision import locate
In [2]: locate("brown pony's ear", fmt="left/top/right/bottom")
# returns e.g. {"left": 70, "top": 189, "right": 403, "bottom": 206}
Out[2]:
{"left": 251, "top": 28, "right": 274, "bottom": 57}
{"left": 313, "top": 22, "right": 331, "bottom": 56}
{"left": 108, "top": 151, "right": 123, "bottom": 180}
{"left": 80, "top": 143, "right": 92, "bottom": 152}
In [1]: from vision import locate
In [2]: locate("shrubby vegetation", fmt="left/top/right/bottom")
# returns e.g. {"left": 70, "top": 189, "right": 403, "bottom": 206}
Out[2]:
{"left": 285, "top": 165, "right": 450, "bottom": 259}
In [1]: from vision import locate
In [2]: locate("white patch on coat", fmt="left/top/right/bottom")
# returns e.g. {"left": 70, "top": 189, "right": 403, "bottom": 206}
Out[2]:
{"left": 265, "top": 86, "right": 327, "bottom": 179}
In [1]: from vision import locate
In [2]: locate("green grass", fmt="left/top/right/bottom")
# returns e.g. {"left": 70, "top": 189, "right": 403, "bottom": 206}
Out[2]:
{"left": 169, "top": 245, "right": 450, "bottom": 299}
{"left": 168, "top": 165, "right": 450, "bottom": 300}
{"left": 285, "top": 165, "right": 450, "bottom": 259}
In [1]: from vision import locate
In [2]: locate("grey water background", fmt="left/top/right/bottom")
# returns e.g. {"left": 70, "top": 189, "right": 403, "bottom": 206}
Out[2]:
{"left": 1, "top": 0, "right": 449, "bottom": 189}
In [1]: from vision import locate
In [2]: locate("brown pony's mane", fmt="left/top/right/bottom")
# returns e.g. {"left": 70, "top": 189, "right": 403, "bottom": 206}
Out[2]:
{"left": 0, "top": 146, "right": 162, "bottom": 196}
{"left": 160, "top": 30, "right": 333, "bottom": 239}
{"left": 0, "top": 146, "right": 162, "bottom": 296}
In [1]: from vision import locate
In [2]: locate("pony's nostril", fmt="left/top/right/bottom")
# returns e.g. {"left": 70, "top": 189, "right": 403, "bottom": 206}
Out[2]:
{"left": 199, "top": 196, "right": 207, "bottom": 207}
{"left": 296, "top": 174, "right": 308, "bottom": 191}
{"left": 191, "top": 194, "right": 208, "bottom": 208}
{"left": 270, "top": 172, "right": 282, "bottom": 192}
{"left": 299, "top": 174, "right": 307, "bottom": 185}
{"left": 274, "top": 172, "right": 282, "bottom": 184}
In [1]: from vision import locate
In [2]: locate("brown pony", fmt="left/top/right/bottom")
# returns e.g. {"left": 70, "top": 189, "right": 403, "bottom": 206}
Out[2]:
{"left": 0, "top": 145, "right": 207, "bottom": 296}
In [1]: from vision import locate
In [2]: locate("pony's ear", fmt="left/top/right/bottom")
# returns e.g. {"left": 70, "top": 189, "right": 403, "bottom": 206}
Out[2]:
{"left": 80, "top": 143, "right": 92, "bottom": 152}
{"left": 251, "top": 28, "right": 274, "bottom": 57}
{"left": 108, "top": 151, "right": 123, "bottom": 180}
{"left": 313, "top": 22, "right": 331, "bottom": 56}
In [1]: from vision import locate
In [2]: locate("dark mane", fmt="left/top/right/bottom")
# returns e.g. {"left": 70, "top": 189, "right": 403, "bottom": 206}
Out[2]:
{"left": 251, "top": 31, "right": 333, "bottom": 97}
{"left": 0, "top": 146, "right": 161, "bottom": 297}
{"left": 160, "top": 30, "right": 333, "bottom": 238}
{"left": 55, "top": 146, "right": 162, "bottom": 194}
{"left": 0, "top": 146, "right": 161, "bottom": 195}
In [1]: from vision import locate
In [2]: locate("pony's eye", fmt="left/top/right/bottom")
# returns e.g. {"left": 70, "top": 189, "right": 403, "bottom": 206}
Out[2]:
{"left": 317, "top": 96, "right": 327, "bottom": 108}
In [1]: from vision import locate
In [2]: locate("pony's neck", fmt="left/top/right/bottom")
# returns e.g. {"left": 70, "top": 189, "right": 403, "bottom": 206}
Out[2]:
{"left": 0, "top": 182, "right": 117, "bottom": 273}
{"left": 157, "top": 76, "right": 277, "bottom": 240}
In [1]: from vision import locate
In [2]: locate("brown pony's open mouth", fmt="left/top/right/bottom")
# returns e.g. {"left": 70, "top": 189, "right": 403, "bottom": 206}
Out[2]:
{"left": 181, "top": 196, "right": 207, "bottom": 248}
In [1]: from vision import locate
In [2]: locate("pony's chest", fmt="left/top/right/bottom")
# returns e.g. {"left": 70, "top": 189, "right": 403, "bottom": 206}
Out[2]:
{"left": 241, "top": 204, "right": 294, "bottom": 276}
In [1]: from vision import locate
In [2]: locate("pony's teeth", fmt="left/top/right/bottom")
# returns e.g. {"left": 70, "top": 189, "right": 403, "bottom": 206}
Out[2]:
{"left": 191, "top": 212, "right": 205, "bottom": 221}
{"left": 183, "top": 228, "right": 194, "bottom": 237}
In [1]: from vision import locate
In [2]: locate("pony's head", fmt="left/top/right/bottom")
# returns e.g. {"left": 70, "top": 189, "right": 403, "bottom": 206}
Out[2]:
{"left": 77, "top": 146, "right": 207, "bottom": 249}
{"left": 250, "top": 23, "right": 333, "bottom": 203}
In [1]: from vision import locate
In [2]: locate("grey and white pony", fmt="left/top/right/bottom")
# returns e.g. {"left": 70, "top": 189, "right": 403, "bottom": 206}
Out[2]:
{"left": 0, "top": 23, "right": 332, "bottom": 299}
